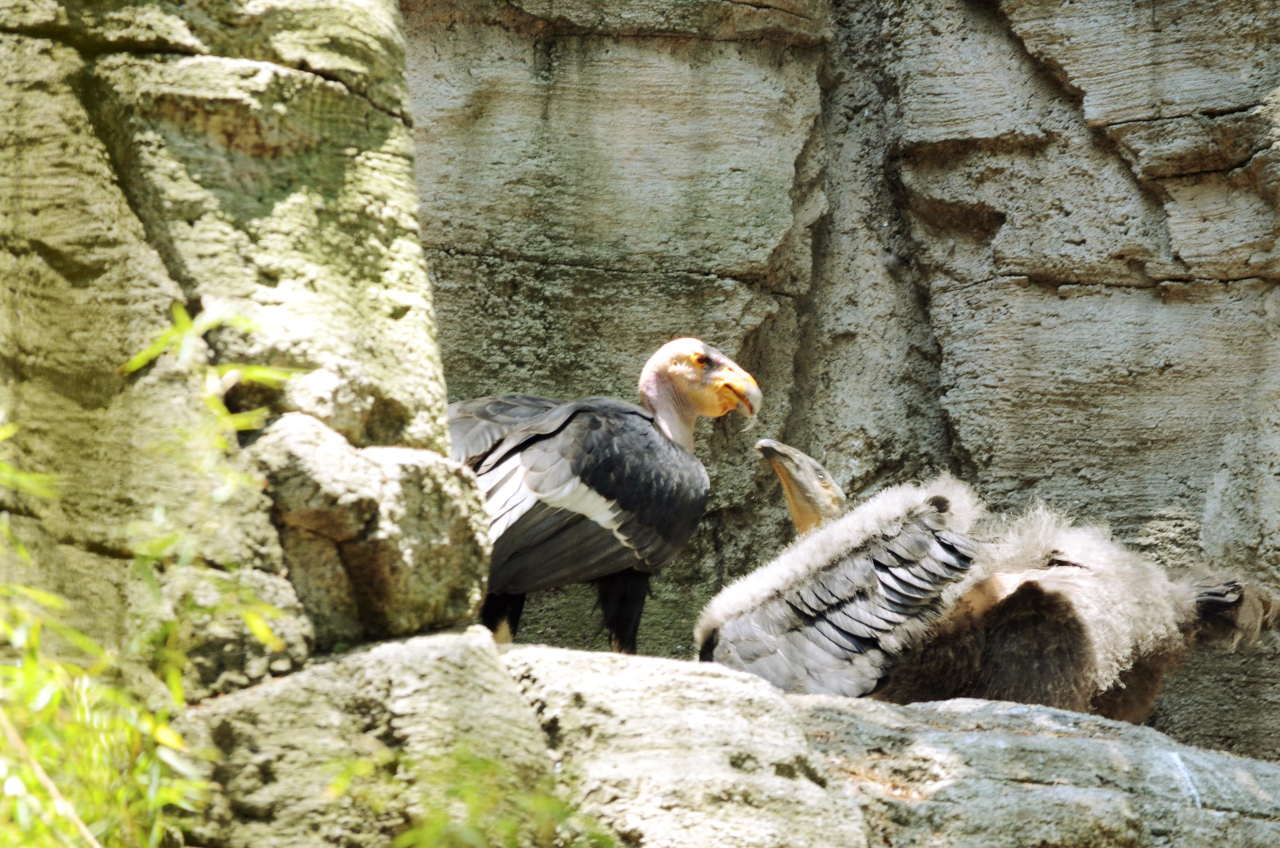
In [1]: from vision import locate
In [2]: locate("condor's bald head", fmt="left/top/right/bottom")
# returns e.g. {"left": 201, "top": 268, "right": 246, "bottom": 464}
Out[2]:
{"left": 639, "top": 338, "right": 762, "bottom": 451}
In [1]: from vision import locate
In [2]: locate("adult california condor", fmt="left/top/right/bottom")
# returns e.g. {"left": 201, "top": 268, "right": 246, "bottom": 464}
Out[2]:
{"left": 697, "top": 441, "right": 1274, "bottom": 721}
{"left": 450, "top": 338, "right": 762, "bottom": 653}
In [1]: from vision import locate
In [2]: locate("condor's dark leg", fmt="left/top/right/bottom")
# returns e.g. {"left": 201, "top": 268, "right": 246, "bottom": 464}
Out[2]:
{"left": 481, "top": 593, "right": 527, "bottom": 643}
{"left": 596, "top": 568, "right": 651, "bottom": 653}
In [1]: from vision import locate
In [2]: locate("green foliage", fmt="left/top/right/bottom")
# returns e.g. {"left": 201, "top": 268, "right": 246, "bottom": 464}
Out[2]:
{"left": 0, "top": 422, "right": 57, "bottom": 499}
{"left": 333, "top": 749, "right": 615, "bottom": 848}
{"left": 0, "top": 427, "right": 213, "bottom": 847}
{"left": 125, "top": 509, "right": 286, "bottom": 708}
{"left": 115, "top": 301, "right": 300, "bottom": 698}
{"left": 122, "top": 303, "right": 301, "bottom": 505}
{"left": 0, "top": 586, "right": 209, "bottom": 848}
{"left": 0, "top": 302, "right": 301, "bottom": 846}
{"left": 117, "top": 302, "right": 254, "bottom": 376}
{"left": 3, "top": 300, "right": 612, "bottom": 848}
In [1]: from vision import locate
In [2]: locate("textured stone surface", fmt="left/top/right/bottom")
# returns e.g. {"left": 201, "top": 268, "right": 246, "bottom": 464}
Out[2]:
{"left": 185, "top": 627, "right": 551, "bottom": 848}
{"left": 2, "top": 1, "right": 468, "bottom": 702}
{"left": 503, "top": 645, "right": 864, "bottom": 848}
{"left": 0, "top": 0, "right": 414, "bottom": 119}
{"left": 182, "top": 635, "right": 1280, "bottom": 847}
{"left": 0, "top": 30, "right": 282, "bottom": 641}
{"left": 154, "top": 566, "right": 316, "bottom": 702}
{"left": 88, "top": 47, "right": 447, "bottom": 449}
{"left": 253, "top": 413, "right": 488, "bottom": 644}
{"left": 801, "top": 695, "right": 1280, "bottom": 848}
{"left": 502, "top": 646, "right": 1280, "bottom": 848}
{"left": 999, "top": 0, "right": 1280, "bottom": 282}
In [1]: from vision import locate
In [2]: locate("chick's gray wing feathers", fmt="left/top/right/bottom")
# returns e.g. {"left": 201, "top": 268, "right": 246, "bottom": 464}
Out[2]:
{"left": 713, "top": 504, "right": 977, "bottom": 697}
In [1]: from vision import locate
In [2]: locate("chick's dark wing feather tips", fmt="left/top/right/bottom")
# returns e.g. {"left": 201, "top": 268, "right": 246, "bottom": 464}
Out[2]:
{"left": 713, "top": 504, "right": 979, "bottom": 696}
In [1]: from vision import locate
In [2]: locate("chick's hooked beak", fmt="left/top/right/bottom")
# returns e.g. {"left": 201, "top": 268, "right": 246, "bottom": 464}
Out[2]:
{"left": 755, "top": 439, "right": 846, "bottom": 534}
{"left": 755, "top": 438, "right": 803, "bottom": 483}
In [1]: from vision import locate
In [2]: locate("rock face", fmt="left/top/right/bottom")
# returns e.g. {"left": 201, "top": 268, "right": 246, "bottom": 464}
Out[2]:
{"left": 185, "top": 628, "right": 551, "bottom": 848}
{"left": 801, "top": 695, "right": 1280, "bottom": 848}
{"left": 185, "top": 634, "right": 1280, "bottom": 848}
{"left": 252, "top": 413, "right": 489, "bottom": 647}
{"left": 504, "top": 646, "right": 863, "bottom": 848}
{"left": 405, "top": 0, "right": 1280, "bottom": 759}
{"left": 1, "top": 1, "right": 484, "bottom": 689}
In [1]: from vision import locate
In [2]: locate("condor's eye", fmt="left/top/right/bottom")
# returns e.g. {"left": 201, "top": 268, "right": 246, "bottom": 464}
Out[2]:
{"left": 816, "top": 473, "right": 825, "bottom": 481}
{"left": 694, "top": 353, "right": 709, "bottom": 366}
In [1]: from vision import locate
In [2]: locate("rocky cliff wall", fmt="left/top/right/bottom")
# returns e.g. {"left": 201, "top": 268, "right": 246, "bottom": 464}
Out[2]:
{"left": 0, "top": 0, "right": 487, "bottom": 697}
{"left": 408, "top": 0, "right": 1280, "bottom": 759}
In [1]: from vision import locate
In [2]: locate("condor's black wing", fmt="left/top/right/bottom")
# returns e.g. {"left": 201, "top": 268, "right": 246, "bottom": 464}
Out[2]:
{"left": 473, "top": 397, "right": 709, "bottom": 595}
{"left": 709, "top": 502, "right": 978, "bottom": 697}
{"left": 448, "top": 395, "right": 564, "bottom": 469}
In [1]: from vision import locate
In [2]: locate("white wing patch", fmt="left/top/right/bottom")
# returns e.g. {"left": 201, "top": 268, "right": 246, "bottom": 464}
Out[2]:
{"left": 477, "top": 455, "right": 637, "bottom": 554}
{"left": 481, "top": 456, "right": 539, "bottom": 543}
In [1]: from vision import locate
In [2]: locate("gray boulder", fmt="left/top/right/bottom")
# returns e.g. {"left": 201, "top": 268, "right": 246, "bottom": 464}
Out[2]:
{"left": 252, "top": 413, "right": 489, "bottom": 646}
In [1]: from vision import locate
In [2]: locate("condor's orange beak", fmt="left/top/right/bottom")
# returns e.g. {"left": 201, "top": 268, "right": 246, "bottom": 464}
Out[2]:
{"left": 713, "top": 360, "right": 763, "bottom": 419}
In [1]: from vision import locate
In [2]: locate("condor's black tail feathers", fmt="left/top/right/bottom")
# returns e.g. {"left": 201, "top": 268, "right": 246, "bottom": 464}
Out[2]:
{"left": 1192, "top": 576, "right": 1278, "bottom": 646}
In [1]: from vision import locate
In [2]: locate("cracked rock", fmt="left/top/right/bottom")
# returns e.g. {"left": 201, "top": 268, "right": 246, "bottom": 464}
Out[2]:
{"left": 184, "top": 627, "right": 550, "bottom": 848}
{"left": 253, "top": 413, "right": 489, "bottom": 646}
{"left": 500, "top": 645, "right": 865, "bottom": 848}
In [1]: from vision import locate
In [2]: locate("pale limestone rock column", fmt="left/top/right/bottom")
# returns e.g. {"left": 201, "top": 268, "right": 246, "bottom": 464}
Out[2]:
{"left": 0, "top": 1, "right": 485, "bottom": 692}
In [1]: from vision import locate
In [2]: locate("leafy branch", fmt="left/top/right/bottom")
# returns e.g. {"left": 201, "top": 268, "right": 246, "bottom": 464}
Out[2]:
{"left": 0, "top": 300, "right": 303, "bottom": 845}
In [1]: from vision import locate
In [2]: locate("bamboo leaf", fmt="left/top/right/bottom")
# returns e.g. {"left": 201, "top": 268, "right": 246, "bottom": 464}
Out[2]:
{"left": 225, "top": 408, "right": 269, "bottom": 432}
{"left": 152, "top": 725, "right": 185, "bottom": 752}
{"left": 1, "top": 586, "right": 66, "bottom": 610}
{"left": 240, "top": 611, "right": 285, "bottom": 653}
{"left": 215, "top": 364, "right": 302, "bottom": 389}
{"left": 118, "top": 328, "right": 179, "bottom": 375}
{"left": 0, "top": 463, "right": 59, "bottom": 499}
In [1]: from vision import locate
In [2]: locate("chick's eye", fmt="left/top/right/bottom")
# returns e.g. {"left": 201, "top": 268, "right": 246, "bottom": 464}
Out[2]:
{"left": 816, "top": 473, "right": 825, "bottom": 481}
{"left": 694, "top": 353, "right": 708, "bottom": 366}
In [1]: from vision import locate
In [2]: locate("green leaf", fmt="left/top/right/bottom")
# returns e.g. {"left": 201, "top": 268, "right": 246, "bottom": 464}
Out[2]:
{"left": 119, "top": 326, "right": 180, "bottom": 375}
{"left": 171, "top": 302, "right": 193, "bottom": 332}
{"left": 0, "top": 586, "right": 66, "bottom": 610}
{"left": 0, "top": 463, "right": 59, "bottom": 499}
{"left": 225, "top": 408, "right": 269, "bottom": 432}
{"left": 41, "top": 620, "right": 105, "bottom": 659}
{"left": 215, "top": 364, "right": 303, "bottom": 389}
{"left": 240, "top": 611, "right": 285, "bottom": 653}
{"left": 153, "top": 724, "right": 186, "bottom": 752}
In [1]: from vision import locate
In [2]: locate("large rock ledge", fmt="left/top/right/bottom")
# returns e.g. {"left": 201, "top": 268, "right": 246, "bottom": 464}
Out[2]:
{"left": 184, "top": 629, "right": 1280, "bottom": 848}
